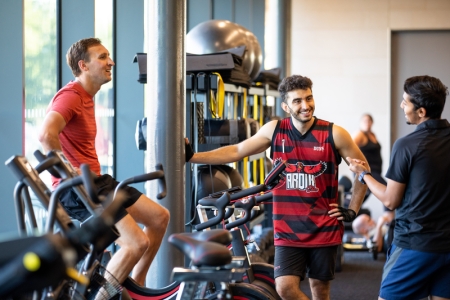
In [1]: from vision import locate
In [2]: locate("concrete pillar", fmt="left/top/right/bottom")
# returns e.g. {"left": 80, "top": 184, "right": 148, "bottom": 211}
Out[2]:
{"left": 264, "top": 0, "right": 291, "bottom": 116}
{"left": 145, "top": 0, "right": 186, "bottom": 287}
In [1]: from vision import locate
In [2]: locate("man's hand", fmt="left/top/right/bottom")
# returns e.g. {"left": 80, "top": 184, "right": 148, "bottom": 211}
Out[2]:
{"left": 346, "top": 156, "right": 370, "bottom": 176}
{"left": 185, "top": 138, "right": 195, "bottom": 162}
{"left": 328, "top": 203, "right": 357, "bottom": 222}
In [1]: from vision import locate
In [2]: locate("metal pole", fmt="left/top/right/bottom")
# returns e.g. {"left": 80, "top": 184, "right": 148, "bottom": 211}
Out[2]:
{"left": 265, "top": 0, "right": 291, "bottom": 117}
{"left": 145, "top": 0, "right": 186, "bottom": 288}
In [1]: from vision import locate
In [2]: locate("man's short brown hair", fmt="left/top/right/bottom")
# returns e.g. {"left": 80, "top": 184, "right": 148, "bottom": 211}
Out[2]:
{"left": 66, "top": 37, "right": 102, "bottom": 77}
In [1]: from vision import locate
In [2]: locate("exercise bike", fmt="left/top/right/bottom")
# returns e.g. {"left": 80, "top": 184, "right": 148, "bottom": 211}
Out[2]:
{"left": 190, "top": 160, "right": 287, "bottom": 300}
{"left": 32, "top": 150, "right": 277, "bottom": 300}
{"left": 2, "top": 154, "right": 134, "bottom": 299}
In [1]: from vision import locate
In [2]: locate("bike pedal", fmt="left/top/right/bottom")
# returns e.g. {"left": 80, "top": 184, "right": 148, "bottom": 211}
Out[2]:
{"left": 250, "top": 239, "right": 260, "bottom": 252}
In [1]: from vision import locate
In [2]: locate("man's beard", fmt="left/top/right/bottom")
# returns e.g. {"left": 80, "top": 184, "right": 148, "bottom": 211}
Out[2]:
{"left": 287, "top": 105, "right": 313, "bottom": 123}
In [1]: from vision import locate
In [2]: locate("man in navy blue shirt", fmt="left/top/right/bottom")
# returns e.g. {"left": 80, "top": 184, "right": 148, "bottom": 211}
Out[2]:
{"left": 347, "top": 75, "right": 450, "bottom": 300}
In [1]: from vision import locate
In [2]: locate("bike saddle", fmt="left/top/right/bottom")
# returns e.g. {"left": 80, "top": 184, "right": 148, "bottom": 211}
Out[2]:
{"left": 168, "top": 233, "right": 232, "bottom": 267}
{"left": 182, "top": 229, "right": 232, "bottom": 245}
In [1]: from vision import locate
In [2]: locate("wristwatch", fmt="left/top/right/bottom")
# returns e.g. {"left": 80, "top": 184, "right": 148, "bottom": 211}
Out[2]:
{"left": 358, "top": 170, "right": 372, "bottom": 185}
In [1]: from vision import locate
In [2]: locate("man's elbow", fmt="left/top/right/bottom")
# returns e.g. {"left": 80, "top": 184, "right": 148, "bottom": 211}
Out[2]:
{"left": 382, "top": 199, "right": 398, "bottom": 211}
{"left": 38, "top": 130, "right": 49, "bottom": 145}
{"left": 38, "top": 130, "right": 57, "bottom": 151}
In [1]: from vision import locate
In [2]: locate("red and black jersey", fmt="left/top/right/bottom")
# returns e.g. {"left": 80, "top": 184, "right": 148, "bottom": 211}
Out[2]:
{"left": 270, "top": 117, "right": 343, "bottom": 247}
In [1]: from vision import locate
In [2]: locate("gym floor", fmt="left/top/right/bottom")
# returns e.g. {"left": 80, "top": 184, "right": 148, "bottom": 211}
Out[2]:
{"left": 301, "top": 251, "right": 385, "bottom": 299}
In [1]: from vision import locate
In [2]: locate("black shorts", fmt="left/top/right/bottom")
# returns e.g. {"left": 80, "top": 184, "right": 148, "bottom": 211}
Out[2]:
{"left": 59, "top": 174, "right": 142, "bottom": 222}
{"left": 273, "top": 245, "right": 338, "bottom": 281}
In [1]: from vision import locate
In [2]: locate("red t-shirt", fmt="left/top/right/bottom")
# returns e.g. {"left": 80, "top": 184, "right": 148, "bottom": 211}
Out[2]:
{"left": 47, "top": 81, "right": 100, "bottom": 187}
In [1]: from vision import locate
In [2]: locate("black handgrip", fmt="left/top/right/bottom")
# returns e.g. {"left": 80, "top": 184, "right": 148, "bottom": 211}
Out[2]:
{"left": 195, "top": 192, "right": 230, "bottom": 231}
{"left": 155, "top": 164, "right": 167, "bottom": 199}
{"left": 229, "top": 184, "right": 267, "bottom": 200}
{"left": 254, "top": 192, "right": 273, "bottom": 203}
{"left": 46, "top": 176, "right": 84, "bottom": 233}
{"left": 264, "top": 159, "right": 287, "bottom": 186}
{"left": 100, "top": 190, "right": 129, "bottom": 226}
{"left": 224, "top": 207, "right": 235, "bottom": 219}
{"left": 198, "top": 192, "right": 231, "bottom": 210}
{"left": 0, "top": 236, "right": 67, "bottom": 298}
{"left": 194, "top": 214, "right": 223, "bottom": 231}
{"left": 34, "top": 156, "right": 61, "bottom": 175}
{"left": 225, "top": 196, "right": 256, "bottom": 230}
{"left": 113, "top": 164, "right": 167, "bottom": 200}
{"left": 33, "top": 149, "right": 61, "bottom": 178}
{"left": 80, "top": 164, "right": 101, "bottom": 204}
{"left": 67, "top": 191, "right": 128, "bottom": 260}
{"left": 33, "top": 149, "right": 46, "bottom": 163}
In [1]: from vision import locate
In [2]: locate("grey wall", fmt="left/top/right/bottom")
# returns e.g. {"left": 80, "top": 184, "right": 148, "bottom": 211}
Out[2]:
{"left": 115, "top": 0, "right": 145, "bottom": 185}
{"left": 391, "top": 30, "right": 450, "bottom": 146}
{"left": 0, "top": 0, "right": 24, "bottom": 235}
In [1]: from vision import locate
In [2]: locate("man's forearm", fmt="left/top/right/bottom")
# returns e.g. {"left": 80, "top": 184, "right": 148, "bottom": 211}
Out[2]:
{"left": 39, "top": 134, "right": 62, "bottom": 154}
{"left": 190, "top": 145, "right": 241, "bottom": 165}
{"left": 347, "top": 179, "right": 367, "bottom": 214}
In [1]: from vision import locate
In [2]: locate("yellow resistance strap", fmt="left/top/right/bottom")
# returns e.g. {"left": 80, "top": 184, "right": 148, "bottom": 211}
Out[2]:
{"left": 210, "top": 72, "right": 225, "bottom": 119}
{"left": 252, "top": 94, "right": 259, "bottom": 184}
{"left": 242, "top": 88, "right": 248, "bottom": 119}
{"left": 259, "top": 96, "right": 265, "bottom": 184}
{"left": 242, "top": 88, "right": 249, "bottom": 188}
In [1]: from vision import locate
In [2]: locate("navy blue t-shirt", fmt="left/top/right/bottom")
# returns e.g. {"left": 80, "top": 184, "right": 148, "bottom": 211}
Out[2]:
{"left": 386, "top": 119, "right": 450, "bottom": 252}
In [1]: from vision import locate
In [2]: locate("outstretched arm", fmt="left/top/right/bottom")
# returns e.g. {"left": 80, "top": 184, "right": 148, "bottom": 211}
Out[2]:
{"left": 346, "top": 157, "right": 405, "bottom": 210}
{"left": 186, "top": 120, "right": 277, "bottom": 165}
{"left": 330, "top": 125, "right": 368, "bottom": 219}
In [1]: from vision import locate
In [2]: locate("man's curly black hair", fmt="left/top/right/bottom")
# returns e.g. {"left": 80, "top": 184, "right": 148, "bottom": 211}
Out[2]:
{"left": 278, "top": 75, "right": 313, "bottom": 102}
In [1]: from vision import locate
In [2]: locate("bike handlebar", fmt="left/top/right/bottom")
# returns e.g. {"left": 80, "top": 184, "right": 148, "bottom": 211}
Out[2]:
{"left": 80, "top": 164, "right": 102, "bottom": 204}
{"left": 0, "top": 190, "right": 128, "bottom": 298}
{"left": 225, "top": 196, "right": 257, "bottom": 230}
{"left": 195, "top": 192, "right": 231, "bottom": 231}
{"left": 113, "top": 163, "right": 167, "bottom": 200}
{"left": 33, "top": 150, "right": 61, "bottom": 178}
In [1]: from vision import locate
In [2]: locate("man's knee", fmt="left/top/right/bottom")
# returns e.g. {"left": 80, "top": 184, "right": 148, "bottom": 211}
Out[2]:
{"left": 275, "top": 276, "right": 300, "bottom": 299}
{"left": 116, "top": 216, "right": 150, "bottom": 255}
{"left": 153, "top": 205, "right": 170, "bottom": 230}
{"left": 128, "top": 195, "right": 170, "bottom": 230}
{"left": 309, "top": 278, "right": 330, "bottom": 299}
{"left": 134, "top": 234, "right": 150, "bottom": 255}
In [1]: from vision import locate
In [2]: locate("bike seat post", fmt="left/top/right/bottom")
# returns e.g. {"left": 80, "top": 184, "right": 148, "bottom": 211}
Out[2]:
{"left": 230, "top": 229, "right": 250, "bottom": 268}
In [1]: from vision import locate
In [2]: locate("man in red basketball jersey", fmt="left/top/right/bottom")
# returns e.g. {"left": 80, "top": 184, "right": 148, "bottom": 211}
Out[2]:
{"left": 186, "top": 75, "right": 368, "bottom": 299}
{"left": 39, "top": 38, "right": 169, "bottom": 286}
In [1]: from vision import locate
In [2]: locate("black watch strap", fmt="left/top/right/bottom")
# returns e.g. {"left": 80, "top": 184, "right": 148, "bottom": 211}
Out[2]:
{"left": 358, "top": 171, "right": 371, "bottom": 184}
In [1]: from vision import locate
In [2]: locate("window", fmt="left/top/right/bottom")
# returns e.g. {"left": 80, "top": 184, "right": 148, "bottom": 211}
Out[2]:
{"left": 24, "top": 0, "right": 57, "bottom": 182}
{"left": 95, "top": 0, "right": 115, "bottom": 176}
{"left": 23, "top": 0, "right": 57, "bottom": 231}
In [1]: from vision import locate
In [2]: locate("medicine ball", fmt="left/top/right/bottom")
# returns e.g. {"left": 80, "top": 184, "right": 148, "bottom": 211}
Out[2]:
{"left": 195, "top": 165, "right": 232, "bottom": 200}
{"left": 186, "top": 19, "right": 262, "bottom": 80}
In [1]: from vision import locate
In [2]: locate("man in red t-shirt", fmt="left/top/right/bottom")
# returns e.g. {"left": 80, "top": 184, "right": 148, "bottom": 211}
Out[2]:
{"left": 39, "top": 37, "right": 170, "bottom": 286}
